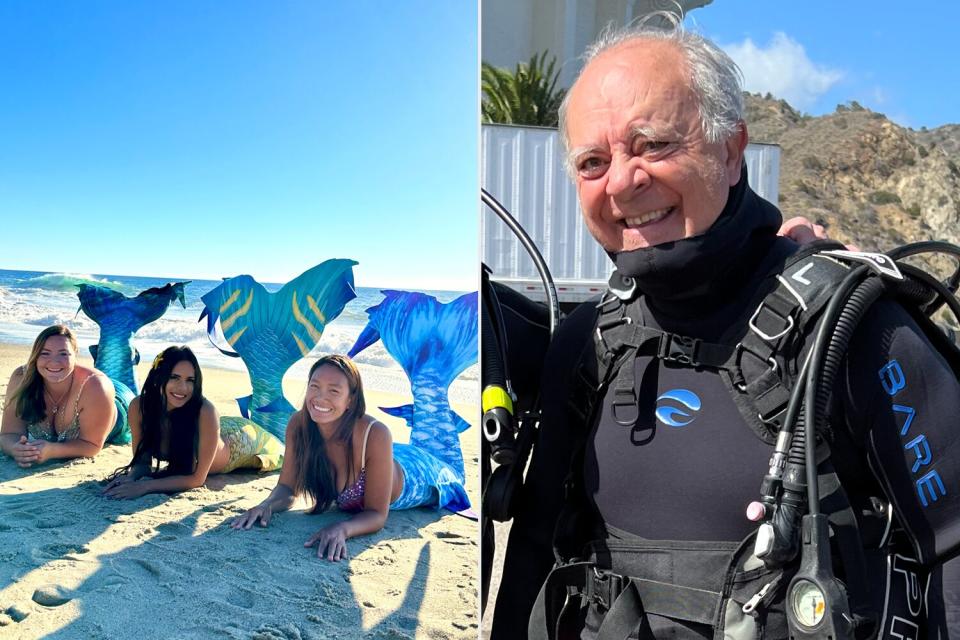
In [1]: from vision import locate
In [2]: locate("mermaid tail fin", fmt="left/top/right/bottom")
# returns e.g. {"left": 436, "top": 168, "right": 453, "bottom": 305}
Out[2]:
{"left": 347, "top": 323, "right": 381, "bottom": 359}
{"left": 382, "top": 404, "right": 471, "bottom": 434}
{"left": 349, "top": 290, "right": 477, "bottom": 478}
{"left": 197, "top": 260, "right": 357, "bottom": 440}
{"left": 77, "top": 281, "right": 188, "bottom": 325}
{"left": 199, "top": 259, "right": 357, "bottom": 362}
{"left": 349, "top": 291, "right": 478, "bottom": 386}
{"left": 76, "top": 282, "right": 189, "bottom": 391}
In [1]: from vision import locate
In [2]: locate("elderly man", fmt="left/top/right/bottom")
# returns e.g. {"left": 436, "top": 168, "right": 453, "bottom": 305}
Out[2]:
{"left": 490, "top": 16, "right": 960, "bottom": 640}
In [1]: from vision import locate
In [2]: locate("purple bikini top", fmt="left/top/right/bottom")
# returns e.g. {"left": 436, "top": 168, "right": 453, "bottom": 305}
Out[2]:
{"left": 335, "top": 421, "right": 376, "bottom": 512}
{"left": 336, "top": 468, "right": 367, "bottom": 512}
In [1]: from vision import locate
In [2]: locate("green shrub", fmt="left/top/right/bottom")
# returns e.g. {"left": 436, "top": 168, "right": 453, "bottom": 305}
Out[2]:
{"left": 868, "top": 191, "right": 902, "bottom": 205}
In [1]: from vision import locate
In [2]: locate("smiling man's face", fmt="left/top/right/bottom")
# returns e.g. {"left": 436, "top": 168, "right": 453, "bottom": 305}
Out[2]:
{"left": 565, "top": 39, "right": 745, "bottom": 252}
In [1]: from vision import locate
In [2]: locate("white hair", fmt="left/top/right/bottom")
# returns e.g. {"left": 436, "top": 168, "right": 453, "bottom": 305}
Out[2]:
{"left": 559, "top": 11, "right": 744, "bottom": 171}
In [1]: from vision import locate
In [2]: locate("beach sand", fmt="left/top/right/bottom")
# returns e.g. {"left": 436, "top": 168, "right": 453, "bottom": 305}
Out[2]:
{"left": 0, "top": 343, "right": 480, "bottom": 639}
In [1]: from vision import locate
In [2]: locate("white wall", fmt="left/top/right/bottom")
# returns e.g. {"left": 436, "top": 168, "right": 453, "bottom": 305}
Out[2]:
{"left": 482, "top": 0, "right": 713, "bottom": 88}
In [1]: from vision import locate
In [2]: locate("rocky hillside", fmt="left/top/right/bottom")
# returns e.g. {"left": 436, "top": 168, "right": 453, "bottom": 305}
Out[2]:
{"left": 744, "top": 94, "right": 960, "bottom": 256}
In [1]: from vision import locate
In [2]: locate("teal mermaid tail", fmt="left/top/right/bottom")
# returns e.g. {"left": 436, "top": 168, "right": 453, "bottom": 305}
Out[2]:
{"left": 75, "top": 282, "right": 186, "bottom": 445}
{"left": 348, "top": 290, "right": 478, "bottom": 481}
{"left": 389, "top": 444, "right": 470, "bottom": 511}
{"left": 199, "top": 260, "right": 357, "bottom": 441}
{"left": 107, "top": 380, "right": 135, "bottom": 444}
{"left": 76, "top": 282, "right": 189, "bottom": 392}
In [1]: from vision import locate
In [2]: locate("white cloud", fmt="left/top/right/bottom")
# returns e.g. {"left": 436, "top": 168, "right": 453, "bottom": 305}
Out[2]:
{"left": 722, "top": 32, "right": 843, "bottom": 110}
{"left": 870, "top": 86, "right": 889, "bottom": 106}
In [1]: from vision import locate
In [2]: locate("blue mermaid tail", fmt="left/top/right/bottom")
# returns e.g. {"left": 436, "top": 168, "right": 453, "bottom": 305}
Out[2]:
{"left": 348, "top": 290, "right": 478, "bottom": 482}
{"left": 76, "top": 282, "right": 189, "bottom": 393}
{"left": 199, "top": 260, "right": 357, "bottom": 441}
{"left": 390, "top": 444, "right": 471, "bottom": 512}
{"left": 75, "top": 282, "right": 188, "bottom": 445}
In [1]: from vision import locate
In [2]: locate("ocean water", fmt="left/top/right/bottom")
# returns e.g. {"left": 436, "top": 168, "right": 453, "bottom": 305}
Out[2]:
{"left": 0, "top": 269, "right": 479, "bottom": 400}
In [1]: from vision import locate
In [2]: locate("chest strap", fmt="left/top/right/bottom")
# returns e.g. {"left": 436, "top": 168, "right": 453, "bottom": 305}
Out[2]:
{"left": 593, "top": 243, "right": 851, "bottom": 434}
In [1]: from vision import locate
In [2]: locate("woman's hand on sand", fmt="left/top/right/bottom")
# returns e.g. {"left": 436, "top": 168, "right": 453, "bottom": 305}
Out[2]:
{"left": 101, "top": 473, "right": 136, "bottom": 494}
{"left": 103, "top": 478, "right": 149, "bottom": 500}
{"left": 305, "top": 523, "right": 349, "bottom": 562}
{"left": 11, "top": 436, "right": 47, "bottom": 468}
{"left": 231, "top": 504, "right": 274, "bottom": 530}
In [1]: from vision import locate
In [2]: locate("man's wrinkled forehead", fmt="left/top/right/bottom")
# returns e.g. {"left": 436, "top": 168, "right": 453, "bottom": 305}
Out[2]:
{"left": 567, "top": 41, "right": 690, "bottom": 122}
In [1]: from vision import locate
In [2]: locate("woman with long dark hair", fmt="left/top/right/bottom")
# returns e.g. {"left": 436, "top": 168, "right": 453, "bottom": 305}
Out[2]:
{"left": 102, "top": 345, "right": 283, "bottom": 498}
{"left": 231, "top": 354, "right": 469, "bottom": 561}
{"left": 1, "top": 324, "right": 123, "bottom": 467}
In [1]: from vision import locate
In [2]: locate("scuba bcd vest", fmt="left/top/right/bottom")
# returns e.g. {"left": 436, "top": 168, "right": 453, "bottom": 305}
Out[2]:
{"left": 528, "top": 241, "right": 960, "bottom": 640}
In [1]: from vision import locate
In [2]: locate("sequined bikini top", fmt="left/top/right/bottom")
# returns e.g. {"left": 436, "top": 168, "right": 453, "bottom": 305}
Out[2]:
{"left": 25, "top": 373, "right": 98, "bottom": 443}
{"left": 335, "top": 421, "right": 377, "bottom": 512}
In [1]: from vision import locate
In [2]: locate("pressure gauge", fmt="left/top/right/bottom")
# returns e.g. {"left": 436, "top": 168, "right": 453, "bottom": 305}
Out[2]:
{"left": 791, "top": 580, "right": 826, "bottom": 628}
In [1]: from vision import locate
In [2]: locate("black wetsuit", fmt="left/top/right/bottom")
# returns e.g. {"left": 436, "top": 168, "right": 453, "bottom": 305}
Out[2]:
{"left": 491, "top": 175, "right": 960, "bottom": 638}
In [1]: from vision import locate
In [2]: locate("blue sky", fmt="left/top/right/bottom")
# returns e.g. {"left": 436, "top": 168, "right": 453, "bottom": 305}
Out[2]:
{"left": 690, "top": 2, "right": 958, "bottom": 130}
{"left": 0, "top": 2, "right": 478, "bottom": 290}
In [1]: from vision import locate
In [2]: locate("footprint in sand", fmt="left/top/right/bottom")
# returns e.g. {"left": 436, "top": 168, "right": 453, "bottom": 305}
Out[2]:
{"left": 224, "top": 588, "right": 255, "bottom": 609}
{"left": 36, "top": 516, "right": 72, "bottom": 529}
{"left": 32, "top": 542, "right": 90, "bottom": 562}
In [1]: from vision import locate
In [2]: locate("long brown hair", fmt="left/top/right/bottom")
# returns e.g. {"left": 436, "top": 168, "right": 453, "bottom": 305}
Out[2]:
{"left": 10, "top": 325, "right": 78, "bottom": 425}
{"left": 292, "top": 354, "right": 367, "bottom": 513}
{"left": 109, "top": 346, "right": 205, "bottom": 481}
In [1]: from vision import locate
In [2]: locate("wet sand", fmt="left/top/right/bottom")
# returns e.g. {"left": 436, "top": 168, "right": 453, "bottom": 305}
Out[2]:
{"left": 0, "top": 343, "right": 480, "bottom": 639}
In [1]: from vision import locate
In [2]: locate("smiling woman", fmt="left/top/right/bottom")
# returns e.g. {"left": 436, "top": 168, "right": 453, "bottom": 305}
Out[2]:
{"left": 232, "top": 354, "right": 471, "bottom": 561}
{"left": 0, "top": 324, "right": 126, "bottom": 467}
{"left": 101, "top": 345, "right": 284, "bottom": 499}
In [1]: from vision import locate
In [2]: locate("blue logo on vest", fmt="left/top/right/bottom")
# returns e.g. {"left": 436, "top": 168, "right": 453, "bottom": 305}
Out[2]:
{"left": 656, "top": 389, "right": 701, "bottom": 427}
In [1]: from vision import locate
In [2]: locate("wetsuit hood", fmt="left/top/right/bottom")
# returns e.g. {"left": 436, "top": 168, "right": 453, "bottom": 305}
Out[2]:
{"left": 611, "top": 164, "right": 783, "bottom": 315}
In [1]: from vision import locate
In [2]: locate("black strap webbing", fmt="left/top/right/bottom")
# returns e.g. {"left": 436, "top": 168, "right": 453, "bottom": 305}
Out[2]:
{"left": 595, "top": 576, "right": 722, "bottom": 638}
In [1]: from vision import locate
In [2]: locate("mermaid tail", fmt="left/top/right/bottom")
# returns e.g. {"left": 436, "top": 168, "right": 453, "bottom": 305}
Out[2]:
{"left": 105, "top": 380, "right": 135, "bottom": 444}
{"left": 218, "top": 416, "right": 284, "bottom": 473}
{"left": 76, "top": 282, "right": 189, "bottom": 392}
{"left": 389, "top": 444, "right": 470, "bottom": 511}
{"left": 199, "top": 260, "right": 357, "bottom": 441}
{"left": 348, "top": 290, "right": 478, "bottom": 481}
{"left": 76, "top": 282, "right": 188, "bottom": 445}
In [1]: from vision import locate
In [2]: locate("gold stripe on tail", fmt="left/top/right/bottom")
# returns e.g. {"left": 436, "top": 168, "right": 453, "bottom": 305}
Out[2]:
{"left": 219, "top": 289, "right": 242, "bottom": 314}
{"left": 292, "top": 291, "right": 322, "bottom": 343}
{"left": 221, "top": 291, "right": 254, "bottom": 333}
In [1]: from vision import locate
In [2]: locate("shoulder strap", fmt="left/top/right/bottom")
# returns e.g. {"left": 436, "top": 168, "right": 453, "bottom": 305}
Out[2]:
{"left": 72, "top": 371, "right": 100, "bottom": 419}
{"left": 359, "top": 420, "right": 376, "bottom": 466}
{"left": 722, "top": 241, "right": 850, "bottom": 442}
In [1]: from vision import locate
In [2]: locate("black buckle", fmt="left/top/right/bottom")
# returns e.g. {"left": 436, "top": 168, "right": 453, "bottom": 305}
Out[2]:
{"left": 591, "top": 568, "right": 625, "bottom": 612}
{"left": 659, "top": 333, "right": 700, "bottom": 365}
{"left": 733, "top": 342, "right": 780, "bottom": 392}
{"left": 611, "top": 387, "right": 638, "bottom": 427}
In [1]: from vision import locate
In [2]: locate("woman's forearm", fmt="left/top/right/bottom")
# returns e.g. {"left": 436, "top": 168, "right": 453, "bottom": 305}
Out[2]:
{"left": 128, "top": 462, "right": 152, "bottom": 480}
{"left": 138, "top": 471, "right": 213, "bottom": 495}
{"left": 0, "top": 433, "right": 21, "bottom": 456}
{"left": 341, "top": 509, "right": 388, "bottom": 539}
{"left": 47, "top": 438, "right": 102, "bottom": 460}
{"left": 262, "top": 483, "right": 296, "bottom": 512}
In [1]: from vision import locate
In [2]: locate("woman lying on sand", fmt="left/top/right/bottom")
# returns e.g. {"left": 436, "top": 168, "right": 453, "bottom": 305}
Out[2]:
{"left": 232, "top": 354, "right": 469, "bottom": 561}
{"left": 102, "top": 346, "right": 283, "bottom": 499}
{"left": 1, "top": 325, "right": 124, "bottom": 468}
